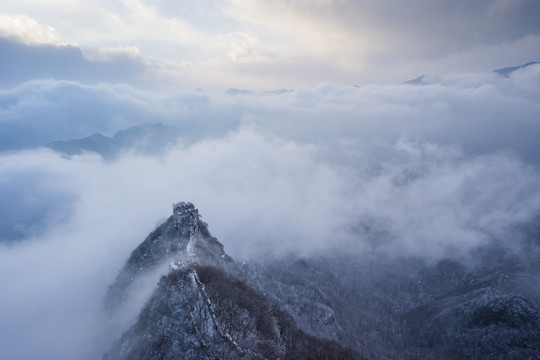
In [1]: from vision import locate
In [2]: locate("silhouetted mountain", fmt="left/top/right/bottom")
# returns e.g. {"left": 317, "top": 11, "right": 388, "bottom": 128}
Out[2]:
{"left": 403, "top": 75, "right": 426, "bottom": 85}
{"left": 48, "top": 123, "right": 182, "bottom": 160}
{"left": 262, "top": 89, "right": 294, "bottom": 95}
{"left": 225, "top": 88, "right": 252, "bottom": 96}
{"left": 493, "top": 61, "right": 539, "bottom": 77}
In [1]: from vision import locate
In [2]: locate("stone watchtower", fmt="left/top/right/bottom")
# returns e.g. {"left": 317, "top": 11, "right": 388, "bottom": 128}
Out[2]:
{"left": 172, "top": 202, "right": 200, "bottom": 229}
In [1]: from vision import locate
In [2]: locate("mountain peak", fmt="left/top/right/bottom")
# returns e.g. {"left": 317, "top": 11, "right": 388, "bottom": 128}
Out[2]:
{"left": 403, "top": 74, "right": 425, "bottom": 85}
{"left": 493, "top": 61, "right": 539, "bottom": 77}
{"left": 103, "top": 201, "right": 227, "bottom": 312}
{"left": 173, "top": 201, "right": 199, "bottom": 219}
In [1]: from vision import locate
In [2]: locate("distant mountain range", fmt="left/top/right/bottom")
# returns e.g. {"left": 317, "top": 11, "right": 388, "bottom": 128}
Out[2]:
{"left": 403, "top": 61, "right": 539, "bottom": 85}
{"left": 47, "top": 123, "right": 182, "bottom": 160}
{"left": 103, "top": 202, "right": 540, "bottom": 359}
{"left": 492, "top": 61, "right": 539, "bottom": 78}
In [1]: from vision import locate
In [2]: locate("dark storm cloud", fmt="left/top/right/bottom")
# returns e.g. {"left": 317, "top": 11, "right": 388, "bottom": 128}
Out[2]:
{"left": 277, "top": 0, "right": 540, "bottom": 62}
{"left": 347, "top": 0, "right": 540, "bottom": 55}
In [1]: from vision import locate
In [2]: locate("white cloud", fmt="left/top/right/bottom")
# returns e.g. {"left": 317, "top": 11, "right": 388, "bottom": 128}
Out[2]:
{"left": 350, "top": 140, "right": 540, "bottom": 259}
{"left": 1, "top": 131, "right": 539, "bottom": 358}
{"left": 82, "top": 46, "right": 141, "bottom": 62}
{"left": 0, "top": 13, "right": 57, "bottom": 44}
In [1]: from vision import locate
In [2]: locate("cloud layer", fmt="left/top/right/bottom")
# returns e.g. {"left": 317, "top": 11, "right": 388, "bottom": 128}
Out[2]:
{"left": 1, "top": 65, "right": 540, "bottom": 359}
{"left": 1, "top": 128, "right": 540, "bottom": 359}
{"left": 3, "top": 63, "right": 540, "bottom": 155}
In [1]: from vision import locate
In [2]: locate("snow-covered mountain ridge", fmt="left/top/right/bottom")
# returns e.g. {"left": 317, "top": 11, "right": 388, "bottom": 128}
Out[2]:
{"left": 103, "top": 202, "right": 540, "bottom": 359}
{"left": 104, "top": 202, "right": 359, "bottom": 359}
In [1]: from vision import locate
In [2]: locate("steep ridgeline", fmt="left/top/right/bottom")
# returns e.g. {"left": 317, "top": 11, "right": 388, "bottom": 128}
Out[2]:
{"left": 104, "top": 202, "right": 540, "bottom": 360}
{"left": 104, "top": 202, "right": 360, "bottom": 360}
{"left": 104, "top": 202, "right": 234, "bottom": 312}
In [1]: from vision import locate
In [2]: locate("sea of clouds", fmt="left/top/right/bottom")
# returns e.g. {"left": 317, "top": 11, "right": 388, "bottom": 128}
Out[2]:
{"left": 1, "top": 64, "right": 540, "bottom": 359}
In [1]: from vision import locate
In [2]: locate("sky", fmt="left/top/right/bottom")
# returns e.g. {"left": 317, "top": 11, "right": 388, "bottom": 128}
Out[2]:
{"left": 1, "top": 1, "right": 540, "bottom": 360}
{"left": 1, "top": 0, "right": 540, "bottom": 89}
